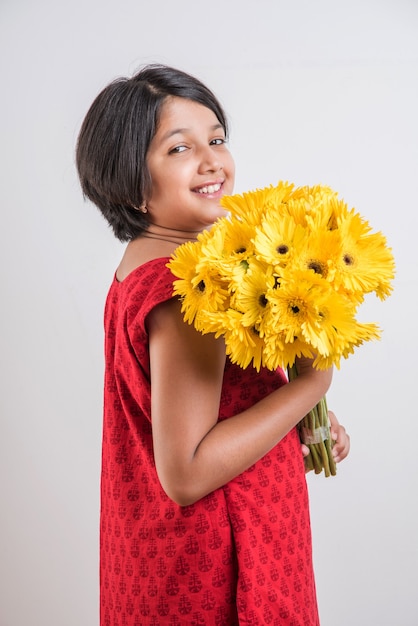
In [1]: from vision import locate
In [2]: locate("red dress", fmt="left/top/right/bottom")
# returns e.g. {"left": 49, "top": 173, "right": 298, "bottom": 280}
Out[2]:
{"left": 101, "top": 258, "right": 319, "bottom": 626}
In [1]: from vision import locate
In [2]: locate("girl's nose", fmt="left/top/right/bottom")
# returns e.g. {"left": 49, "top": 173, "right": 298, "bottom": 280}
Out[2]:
{"left": 198, "top": 145, "right": 223, "bottom": 173}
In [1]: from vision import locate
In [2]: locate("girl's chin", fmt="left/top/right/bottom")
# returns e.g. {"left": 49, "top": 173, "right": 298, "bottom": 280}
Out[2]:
{"left": 208, "top": 211, "right": 228, "bottom": 225}
{"left": 211, "top": 203, "right": 229, "bottom": 216}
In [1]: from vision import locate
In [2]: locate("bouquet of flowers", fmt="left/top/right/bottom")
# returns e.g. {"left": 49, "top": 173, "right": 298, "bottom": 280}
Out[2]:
{"left": 168, "top": 182, "right": 395, "bottom": 476}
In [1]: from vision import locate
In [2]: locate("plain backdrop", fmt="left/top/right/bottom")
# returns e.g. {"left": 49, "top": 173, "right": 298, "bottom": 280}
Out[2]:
{"left": 1, "top": 1, "right": 417, "bottom": 624}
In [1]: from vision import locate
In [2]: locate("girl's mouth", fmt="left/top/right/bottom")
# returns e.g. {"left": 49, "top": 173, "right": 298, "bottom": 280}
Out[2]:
{"left": 194, "top": 182, "right": 223, "bottom": 195}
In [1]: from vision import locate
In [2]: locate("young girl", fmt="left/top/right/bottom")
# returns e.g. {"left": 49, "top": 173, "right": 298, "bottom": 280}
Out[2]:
{"left": 76, "top": 64, "right": 350, "bottom": 626}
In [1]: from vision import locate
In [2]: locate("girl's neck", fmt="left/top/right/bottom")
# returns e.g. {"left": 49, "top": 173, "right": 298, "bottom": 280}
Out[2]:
{"left": 141, "top": 222, "right": 201, "bottom": 246}
{"left": 116, "top": 223, "right": 203, "bottom": 282}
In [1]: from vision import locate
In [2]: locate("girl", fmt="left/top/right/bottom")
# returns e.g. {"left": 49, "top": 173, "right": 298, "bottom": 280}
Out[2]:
{"left": 76, "top": 64, "right": 350, "bottom": 626}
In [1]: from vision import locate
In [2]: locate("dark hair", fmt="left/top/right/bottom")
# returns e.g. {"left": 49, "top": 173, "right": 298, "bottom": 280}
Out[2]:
{"left": 76, "top": 64, "right": 229, "bottom": 241}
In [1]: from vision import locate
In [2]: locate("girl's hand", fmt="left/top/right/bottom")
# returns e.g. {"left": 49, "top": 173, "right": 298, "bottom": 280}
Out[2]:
{"left": 328, "top": 410, "right": 350, "bottom": 463}
{"left": 300, "top": 410, "right": 350, "bottom": 469}
{"left": 301, "top": 443, "right": 310, "bottom": 459}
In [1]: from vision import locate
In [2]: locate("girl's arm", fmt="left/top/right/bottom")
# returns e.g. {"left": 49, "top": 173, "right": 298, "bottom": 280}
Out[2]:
{"left": 148, "top": 297, "right": 333, "bottom": 506}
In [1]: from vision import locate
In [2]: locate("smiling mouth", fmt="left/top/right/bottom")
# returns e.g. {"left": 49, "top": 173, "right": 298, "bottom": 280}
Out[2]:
{"left": 195, "top": 183, "right": 222, "bottom": 194}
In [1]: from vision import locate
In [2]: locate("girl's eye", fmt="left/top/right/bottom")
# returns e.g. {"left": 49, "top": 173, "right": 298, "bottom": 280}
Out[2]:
{"left": 210, "top": 138, "right": 226, "bottom": 146}
{"left": 169, "top": 145, "right": 188, "bottom": 154}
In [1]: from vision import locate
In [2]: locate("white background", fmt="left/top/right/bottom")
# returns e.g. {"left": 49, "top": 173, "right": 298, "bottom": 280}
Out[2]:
{"left": 1, "top": 1, "right": 417, "bottom": 624}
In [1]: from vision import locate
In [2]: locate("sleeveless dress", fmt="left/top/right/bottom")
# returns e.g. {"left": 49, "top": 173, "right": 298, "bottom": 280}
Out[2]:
{"left": 100, "top": 258, "right": 319, "bottom": 626}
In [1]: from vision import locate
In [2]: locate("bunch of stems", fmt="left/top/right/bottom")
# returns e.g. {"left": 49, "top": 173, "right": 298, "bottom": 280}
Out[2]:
{"left": 288, "top": 365, "right": 337, "bottom": 477}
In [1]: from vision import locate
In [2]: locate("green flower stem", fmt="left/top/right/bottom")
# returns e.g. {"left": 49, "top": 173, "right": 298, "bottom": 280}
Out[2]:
{"left": 318, "top": 439, "right": 331, "bottom": 476}
{"left": 309, "top": 442, "right": 322, "bottom": 473}
{"left": 318, "top": 395, "right": 337, "bottom": 476}
{"left": 325, "top": 438, "right": 337, "bottom": 477}
{"left": 288, "top": 364, "right": 336, "bottom": 478}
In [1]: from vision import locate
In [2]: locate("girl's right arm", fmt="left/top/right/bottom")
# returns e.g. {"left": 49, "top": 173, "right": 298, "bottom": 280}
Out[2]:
{"left": 148, "top": 297, "right": 332, "bottom": 506}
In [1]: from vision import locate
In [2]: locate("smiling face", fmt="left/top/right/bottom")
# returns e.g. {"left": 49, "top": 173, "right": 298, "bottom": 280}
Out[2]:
{"left": 145, "top": 96, "right": 235, "bottom": 233}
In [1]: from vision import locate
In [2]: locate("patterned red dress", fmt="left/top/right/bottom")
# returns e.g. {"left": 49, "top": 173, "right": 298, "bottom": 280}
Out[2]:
{"left": 100, "top": 258, "right": 319, "bottom": 626}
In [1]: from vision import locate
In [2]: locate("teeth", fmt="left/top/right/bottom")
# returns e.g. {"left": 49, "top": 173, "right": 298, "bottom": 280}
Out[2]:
{"left": 197, "top": 183, "right": 221, "bottom": 194}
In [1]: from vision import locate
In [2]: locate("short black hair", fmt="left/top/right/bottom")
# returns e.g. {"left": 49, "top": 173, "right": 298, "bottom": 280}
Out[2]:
{"left": 76, "top": 64, "right": 229, "bottom": 241}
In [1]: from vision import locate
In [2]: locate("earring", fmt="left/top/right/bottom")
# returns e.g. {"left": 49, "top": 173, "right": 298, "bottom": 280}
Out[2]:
{"left": 134, "top": 202, "right": 148, "bottom": 213}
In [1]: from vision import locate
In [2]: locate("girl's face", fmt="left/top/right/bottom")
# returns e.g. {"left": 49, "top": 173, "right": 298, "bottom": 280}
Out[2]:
{"left": 145, "top": 96, "right": 235, "bottom": 232}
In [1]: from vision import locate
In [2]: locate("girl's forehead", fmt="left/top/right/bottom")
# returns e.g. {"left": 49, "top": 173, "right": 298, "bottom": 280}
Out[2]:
{"left": 157, "top": 97, "right": 220, "bottom": 132}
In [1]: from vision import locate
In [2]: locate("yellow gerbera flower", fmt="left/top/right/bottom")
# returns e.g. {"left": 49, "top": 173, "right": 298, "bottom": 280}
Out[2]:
{"left": 220, "top": 187, "right": 270, "bottom": 225}
{"left": 267, "top": 180, "right": 299, "bottom": 209}
{"left": 262, "top": 333, "right": 314, "bottom": 371}
{"left": 254, "top": 212, "right": 307, "bottom": 269}
{"left": 333, "top": 209, "right": 396, "bottom": 298}
{"left": 197, "top": 219, "right": 226, "bottom": 259}
{"left": 203, "top": 309, "right": 266, "bottom": 371}
{"left": 268, "top": 270, "right": 331, "bottom": 346}
{"left": 290, "top": 225, "right": 340, "bottom": 282}
{"left": 282, "top": 185, "right": 338, "bottom": 228}
{"left": 267, "top": 269, "right": 364, "bottom": 367}
{"left": 168, "top": 239, "right": 202, "bottom": 292}
{"left": 222, "top": 217, "right": 257, "bottom": 258}
{"left": 220, "top": 181, "right": 295, "bottom": 226}
{"left": 212, "top": 218, "right": 258, "bottom": 285}
{"left": 226, "top": 325, "right": 266, "bottom": 371}
{"left": 232, "top": 258, "right": 275, "bottom": 327}
{"left": 300, "top": 284, "right": 364, "bottom": 358}
{"left": 168, "top": 241, "right": 228, "bottom": 325}
{"left": 326, "top": 195, "right": 351, "bottom": 230}
{"left": 313, "top": 321, "right": 381, "bottom": 370}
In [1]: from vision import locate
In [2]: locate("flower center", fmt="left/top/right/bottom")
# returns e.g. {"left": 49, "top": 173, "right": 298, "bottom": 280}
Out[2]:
{"left": 307, "top": 260, "right": 325, "bottom": 275}
{"left": 276, "top": 244, "right": 289, "bottom": 255}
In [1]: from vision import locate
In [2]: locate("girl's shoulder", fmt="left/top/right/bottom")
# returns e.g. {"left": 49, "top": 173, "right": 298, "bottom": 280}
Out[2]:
{"left": 114, "top": 256, "right": 173, "bottom": 286}
{"left": 106, "top": 257, "right": 176, "bottom": 323}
